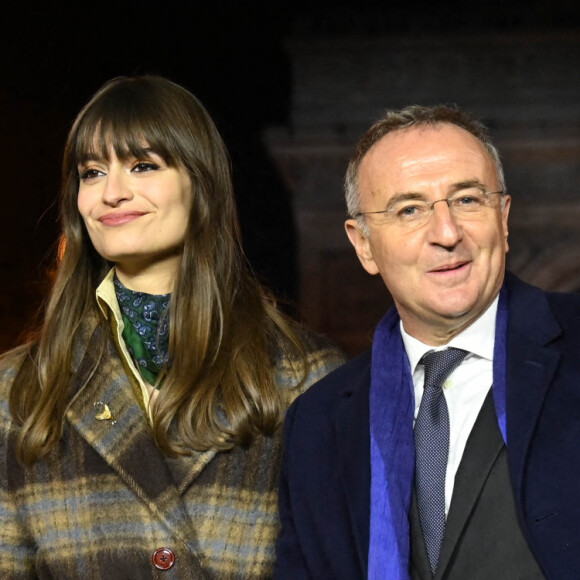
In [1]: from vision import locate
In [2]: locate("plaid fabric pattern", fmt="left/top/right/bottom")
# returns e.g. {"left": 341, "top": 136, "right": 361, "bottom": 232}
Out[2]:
{"left": 0, "top": 318, "right": 346, "bottom": 579}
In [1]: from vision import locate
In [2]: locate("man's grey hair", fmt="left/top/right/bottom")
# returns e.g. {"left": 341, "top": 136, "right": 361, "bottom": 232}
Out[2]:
{"left": 344, "top": 104, "right": 506, "bottom": 230}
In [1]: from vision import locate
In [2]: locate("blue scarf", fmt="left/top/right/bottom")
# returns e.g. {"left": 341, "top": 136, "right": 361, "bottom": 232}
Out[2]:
{"left": 368, "top": 285, "right": 509, "bottom": 579}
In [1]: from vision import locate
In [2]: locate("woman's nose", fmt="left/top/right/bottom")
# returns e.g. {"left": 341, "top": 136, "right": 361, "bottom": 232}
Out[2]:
{"left": 102, "top": 169, "right": 132, "bottom": 206}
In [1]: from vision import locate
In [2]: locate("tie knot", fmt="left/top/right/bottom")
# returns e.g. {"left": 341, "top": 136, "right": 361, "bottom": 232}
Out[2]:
{"left": 421, "top": 348, "right": 468, "bottom": 389}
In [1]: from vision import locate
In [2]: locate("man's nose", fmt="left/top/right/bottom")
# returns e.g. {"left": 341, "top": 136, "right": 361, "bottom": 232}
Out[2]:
{"left": 426, "top": 199, "right": 462, "bottom": 246}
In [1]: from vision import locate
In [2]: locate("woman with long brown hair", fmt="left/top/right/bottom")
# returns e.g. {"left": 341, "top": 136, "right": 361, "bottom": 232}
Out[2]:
{"left": 0, "top": 75, "right": 345, "bottom": 579}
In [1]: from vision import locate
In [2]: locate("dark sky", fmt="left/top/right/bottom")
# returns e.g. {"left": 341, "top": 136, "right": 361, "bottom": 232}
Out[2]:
{"left": 2, "top": 4, "right": 299, "bottom": 352}
{"left": 1, "top": 2, "right": 579, "bottom": 350}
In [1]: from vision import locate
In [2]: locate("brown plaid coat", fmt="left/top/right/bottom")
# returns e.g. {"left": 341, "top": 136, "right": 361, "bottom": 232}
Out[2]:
{"left": 0, "top": 317, "right": 346, "bottom": 579}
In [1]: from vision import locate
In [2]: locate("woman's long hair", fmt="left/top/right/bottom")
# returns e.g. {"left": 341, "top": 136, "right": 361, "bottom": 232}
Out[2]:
{"left": 10, "top": 75, "right": 307, "bottom": 464}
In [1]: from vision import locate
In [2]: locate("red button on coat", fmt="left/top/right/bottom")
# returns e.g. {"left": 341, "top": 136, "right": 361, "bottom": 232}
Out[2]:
{"left": 152, "top": 547, "right": 175, "bottom": 570}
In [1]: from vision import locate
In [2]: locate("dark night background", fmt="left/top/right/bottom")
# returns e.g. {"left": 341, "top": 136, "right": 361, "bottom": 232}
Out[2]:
{"left": 2, "top": 2, "right": 580, "bottom": 352}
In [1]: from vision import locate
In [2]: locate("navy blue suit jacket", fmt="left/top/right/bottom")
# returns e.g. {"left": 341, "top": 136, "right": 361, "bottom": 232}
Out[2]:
{"left": 274, "top": 273, "right": 580, "bottom": 579}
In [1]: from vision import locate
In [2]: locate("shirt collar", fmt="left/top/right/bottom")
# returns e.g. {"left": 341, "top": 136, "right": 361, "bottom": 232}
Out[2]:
{"left": 401, "top": 294, "right": 499, "bottom": 374}
{"left": 96, "top": 267, "right": 119, "bottom": 320}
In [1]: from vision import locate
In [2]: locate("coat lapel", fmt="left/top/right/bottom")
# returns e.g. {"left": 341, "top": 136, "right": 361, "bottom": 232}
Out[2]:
{"left": 334, "top": 351, "right": 372, "bottom": 576}
{"left": 328, "top": 275, "right": 562, "bottom": 579}
{"left": 437, "top": 276, "right": 562, "bottom": 575}
{"left": 504, "top": 275, "right": 562, "bottom": 497}
{"left": 164, "top": 450, "right": 216, "bottom": 495}
{"left": 65, "top": 325, "right": 206, "bottom": 557}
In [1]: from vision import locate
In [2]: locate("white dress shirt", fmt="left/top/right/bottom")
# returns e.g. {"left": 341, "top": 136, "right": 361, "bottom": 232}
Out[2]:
{"left": 401, "top": 295, "right": 499, "bottom": 515}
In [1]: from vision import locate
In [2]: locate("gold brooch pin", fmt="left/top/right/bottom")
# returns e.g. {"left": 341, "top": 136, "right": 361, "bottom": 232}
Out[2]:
{"left": 94, "top": 401, "right": 113, "bottom": 421}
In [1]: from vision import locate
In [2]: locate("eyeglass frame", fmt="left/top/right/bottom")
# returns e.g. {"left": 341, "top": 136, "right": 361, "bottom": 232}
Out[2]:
{"left": 352, "top": 189, "right": 506, "bottom": 221}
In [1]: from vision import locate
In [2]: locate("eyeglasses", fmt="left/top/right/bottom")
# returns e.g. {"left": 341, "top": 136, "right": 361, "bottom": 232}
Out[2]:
{"left": 353, "top": 189, "right": 505, "bottom": 231}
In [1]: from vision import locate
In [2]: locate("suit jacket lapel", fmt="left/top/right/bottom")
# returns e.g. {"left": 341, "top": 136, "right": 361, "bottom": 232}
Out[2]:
{"left": 410, "top": 394, "right": 506, "bottom": 580}
{"left": 435, "top": 391, "right": 504, "bottom": 577}
{"left": 334, "top": 351, "right": 372, "bottom": 576}
{"left": 409, "top": 493, "right": 432, "bottom": 580}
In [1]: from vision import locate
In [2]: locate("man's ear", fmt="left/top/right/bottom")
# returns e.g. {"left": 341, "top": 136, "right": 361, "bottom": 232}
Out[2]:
{"left": 345, "top": 219, "right": 380, "bottom": 275}
{"left": 501, "top": 194, "right": 511, "bottom": 253}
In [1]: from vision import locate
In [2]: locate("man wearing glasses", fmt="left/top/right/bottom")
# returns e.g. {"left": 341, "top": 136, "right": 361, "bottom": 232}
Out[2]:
{"left": 275, "top": 105, "right": 580, "bottom": 579}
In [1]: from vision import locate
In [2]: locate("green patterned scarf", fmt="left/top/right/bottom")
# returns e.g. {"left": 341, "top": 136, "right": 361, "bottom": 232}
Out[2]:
{"left": 114, "top": 275, "right": 170, "bottom": 387}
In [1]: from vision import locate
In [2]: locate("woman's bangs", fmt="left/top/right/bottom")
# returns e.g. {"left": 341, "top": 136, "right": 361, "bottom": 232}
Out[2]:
{"left": 73, "top": 104, "right": 176, "bottom": 166}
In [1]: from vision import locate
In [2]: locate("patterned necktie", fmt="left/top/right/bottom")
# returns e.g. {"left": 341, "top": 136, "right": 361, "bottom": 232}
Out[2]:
{"left": 414, "top": 347, "right": 468, "bottom": 575}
